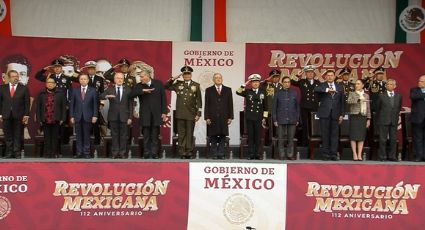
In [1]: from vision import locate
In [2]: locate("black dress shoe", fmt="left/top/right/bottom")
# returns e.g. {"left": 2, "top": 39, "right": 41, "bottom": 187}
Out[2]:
{"left": 414, "top": 159, "right": 422, "bottom": 162}
{"left": 287, "top": 156, "right": 296, "bottom": 160}
{"left": 3, "top": 154, "right": 16, "bottom": 159}
{"left": 247, "top": 156, "right": 255, "bottom": 160}
{"left": 73, "top": 155, "right": 80, "bottom": 159}
{"left": 143, "top": 155, "right": 151, "bottom": 159}
{"left": 330, "top": 156, "right": 339, "bottom": 161}
{"left": 218, "top": 156, "right": 225, "bottom": 160}
{"left": 388, "top": 158, "right": 399, "bottom": 162}
{"left": 322, "top": 156, "right": 330, "bottom": 161}
{"left": 180, "top": 155, "right": 186, "bottom": 159}
{"left": 84, "top": 155, "right": 91, "bottom": 159}
{"left": 152, "top": 155, "right": 159, "bottom": 159}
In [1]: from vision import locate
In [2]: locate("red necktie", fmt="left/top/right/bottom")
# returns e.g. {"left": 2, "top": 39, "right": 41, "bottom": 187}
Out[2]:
{"left": 10, "top": 85, "right": 15, "bottom": 97}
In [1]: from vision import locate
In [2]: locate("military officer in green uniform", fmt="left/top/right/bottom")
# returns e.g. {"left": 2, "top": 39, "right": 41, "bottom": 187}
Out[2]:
{"left": 104, "top": 58, "right": 136, "bottom": 88}
{"left": 260, "top": 69, "right": 283, "bottom": 145}
{"left": 363, "top": 67, "right": 386, "bottom": 112}
{"left": 338, "top": 67, "right": 355, "bottom": 112}
{"left": 165, "top": 65, "right": 202, "bottom": 159}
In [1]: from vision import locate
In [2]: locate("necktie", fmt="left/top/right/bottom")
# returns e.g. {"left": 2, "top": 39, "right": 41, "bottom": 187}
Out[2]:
{"left": 81, "top": 87, "right": 86, "bottom": 100}
{"left": 217, "top": 87, "right": 221, "bottom": 95}
{"left": 10, "top": 85, "right": 15, "bottom": 97}
{"left": 117, "top": 86, "right": 121, "bottom": 101}
{"left": 390, "top": 92, "right": 394, "bottom": 97}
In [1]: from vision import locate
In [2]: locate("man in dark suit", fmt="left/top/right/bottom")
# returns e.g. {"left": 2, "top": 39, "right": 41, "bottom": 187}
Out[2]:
{"left": 291, "top": 65, "right": 320, "bottom": 146}
{"left": 314, "top": 70, "right": 345, "bottom": 161}
{"left": 165, "top": 65, "right": 202, "bottom": 159}
{"left": 205, "top": 73, "right": 234, "bottom": 159}
{"left": 130, "top": 68, "right": 167, "bottom": 159}
{"left": 35, "top": 78, "right": 67, "bottom": 158}
{"left": 70, "top": 74, "right": 98, "bottom": 159}
{"left": 100, "top": 72, "right": 133, "bottom": 159}
{"left": 82, "top": 61, "right": 105, "bottom": 145}
{"left": 376, "top": 79, "right": 402, "bottom": 161}
{"left": 411, "top": 75, "right": 425, "bottom": 162}
{"left": 236, "top": 74, "right": 267, "bottom": 160}
{"left": 0, "top": 70, "right": 30, "bottom": 158}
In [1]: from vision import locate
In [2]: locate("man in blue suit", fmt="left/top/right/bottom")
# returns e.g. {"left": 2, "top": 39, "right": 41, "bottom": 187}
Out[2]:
{"left": 410, "top": 75, "right": 425, "bottom": 162}
{"left": 314, "top": 70, "right": 345, "bottom": 161}
{"left": 70, "top": 74, "right": 98, "bottom": 158}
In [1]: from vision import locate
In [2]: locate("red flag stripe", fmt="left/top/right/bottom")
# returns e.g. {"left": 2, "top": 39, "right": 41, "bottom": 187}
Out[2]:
{"left": 214, "top": 0, "right": 226, "bottom": 42}
{"left": 0, "top": 0, "right": 12, "bottom": 36}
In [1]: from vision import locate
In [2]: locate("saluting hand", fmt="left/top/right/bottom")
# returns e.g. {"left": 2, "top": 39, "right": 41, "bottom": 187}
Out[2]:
{"left": 92, "top": 117, "right": 98, "bottom": 124}
{"left": 127, "top": 119, "right": 132, "bottom": 125}
{"left": 227, "top": 119, "right": 232, "bottom": 125}
{"left": 194, "top": 116, "right": 200, "bottom": 122}
{"left": 206, "top": 119, "right": 211, "bottom": 125}
{"left": 22, "top": 116, "right": 30, "bottom": 125}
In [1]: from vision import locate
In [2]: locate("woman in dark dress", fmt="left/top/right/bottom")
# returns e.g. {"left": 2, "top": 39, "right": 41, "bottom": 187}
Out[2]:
{"left": 347, "top": 80, "right": 371, "bottom": 161}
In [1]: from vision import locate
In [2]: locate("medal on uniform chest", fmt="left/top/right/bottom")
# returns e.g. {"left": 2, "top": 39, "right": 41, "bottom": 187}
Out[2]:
{"left": 304, "top": 83, "right": 308, "bottom": 87}
{"left": 266, "top": 87, "right": 274, "bottom": 96}
{"left": 260, "top": 93, "right": 264, "bottom": 100}
{"left": 371, "top": 83, "right": 379, "bottom": 93}
{"left": 61, "top": 78, "right": 67, "bottom": 83}
{"left": 178, "top": 85, "right": 184, "bottom": 90}
{"left": 191, "top": 85, "right": 197, "bottom": 92}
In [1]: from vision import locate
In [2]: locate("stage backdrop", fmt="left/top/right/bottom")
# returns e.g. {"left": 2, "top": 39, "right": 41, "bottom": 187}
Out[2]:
{"left": 172, "top": 42, "right": 245, "bottom": 145}
{"left": 0, "top": 36, "right": 172, "bottom": 143}
{"left": 1, "top": 37, "right": 425, "bottom": 144}
{"left": 245, "top": 43, "right": 425, "bottom": 109}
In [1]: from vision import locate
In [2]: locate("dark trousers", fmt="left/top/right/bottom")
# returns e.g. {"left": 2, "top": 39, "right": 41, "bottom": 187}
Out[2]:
{"left": 319, "top": 118, "right": 339, "bottom": 157}
{"left": 378, "top": 124, "right": 397, "bottom": 160}
{"left": 92, "top": 118, "right": 101, "bottom": 145}
{"left": 75, "top": 121, "right": 92, "bottom": 156}
{"left": 210, "top": 135, "right": 226, "bottom": 157}
{"left": 278, "top": 124, "right": 296, "bottom": 157}
{"left": 3, "top": 118, "right": 23, "bottom": 157}
{"left": 43, "top": 123, "right": 60, "bottom": 157}
{"left": 142, "top": 126, "right": 159, "bottom": 157}
{"left": 110, "top": 121, "right": 128, "bottom": 157}
{"left": 300, "top": 108, "right": 313, "bottom": 146}
{"left": 177, "top": 119, "right": 195, "bottom": 156}
{"left": 246, "top": 119, "right": 261, "bottom": 157}
{"left": 413, "top": 121, "right": 425, "bottom": 160}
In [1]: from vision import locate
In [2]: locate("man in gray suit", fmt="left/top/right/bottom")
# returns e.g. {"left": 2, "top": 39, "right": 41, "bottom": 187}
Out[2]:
{"left": 100, "top": 73, "right": 133, "bottom": 159}
{"left": 376, "top": 79, "right": 402, "bottom": 161}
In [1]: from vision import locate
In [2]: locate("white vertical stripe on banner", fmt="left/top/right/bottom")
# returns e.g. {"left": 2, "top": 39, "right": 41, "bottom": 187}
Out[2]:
{"left": 407, "top": 0, "right": 421, "bottom": 43}
{"left": 202, "top": 0, "right": 215, "bottom": 41}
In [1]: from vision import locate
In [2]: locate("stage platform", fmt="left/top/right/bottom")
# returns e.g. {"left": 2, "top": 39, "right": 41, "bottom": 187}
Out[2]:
{"left": 1, "top": 148, "right": 424, "bottom": 229}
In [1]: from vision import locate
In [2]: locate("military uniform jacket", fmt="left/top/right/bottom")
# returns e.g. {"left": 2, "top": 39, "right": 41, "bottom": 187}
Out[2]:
{"left": 365, "top": 79, "right": 386, "bottom": 111}
{"left": 104, "top": 68, "right": 136, "bottom": 88}
{"left": 204, "top": 85, "right": 234, "bottom": 136}
{"left": 291, "top": 78, "right": 319, "bottom": 110}
{"left": 165, "top": 79, "right": 202, "bottom": 120}
{"left": 260, "top": 81, "right": 283, "bottom": 117}
{"left": 236, "top": 86, "right": 266, "bottom": 121}
{"left": 35, "top": 70, "right": 72, "bottom": 101}
{"left": 339, "top": 81, "right": 355, "bottom": 111}
{"left": 88, "top": 75, "right": 105, "bottom": 94}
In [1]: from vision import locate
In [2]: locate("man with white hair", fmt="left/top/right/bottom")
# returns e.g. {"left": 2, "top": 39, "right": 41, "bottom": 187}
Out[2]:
{"left": 376, "top": 79, "right": 402, "bottom": 161}
{"left": 411, "top": 75, "right": 425, "bottom": 162}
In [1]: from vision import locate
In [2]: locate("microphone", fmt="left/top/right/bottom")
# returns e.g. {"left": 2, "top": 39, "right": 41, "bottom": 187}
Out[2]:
{"left": 246, "top": 227, "right": 256, "bottom": 230}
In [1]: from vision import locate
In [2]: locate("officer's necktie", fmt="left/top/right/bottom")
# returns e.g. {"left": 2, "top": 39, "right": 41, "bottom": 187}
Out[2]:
{"left": 117, "top": 86, "right": 121, "bottom": 101}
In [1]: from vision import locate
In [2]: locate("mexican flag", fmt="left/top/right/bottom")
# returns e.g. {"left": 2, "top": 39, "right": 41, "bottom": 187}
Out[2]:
{"left": 190, "top": 0, "right": 227, "bottom": 42}
{"left": 395, "top": 0, "right": 425, "bottom": 43}
{"left": 0, "top": 0, "right": 11, "bottom": 36}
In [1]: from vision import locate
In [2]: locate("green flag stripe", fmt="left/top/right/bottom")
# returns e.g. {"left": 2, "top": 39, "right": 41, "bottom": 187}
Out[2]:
{"left": 395, "top": 0, "right": 408, "bottom": 43}
{"left": 190, "top": 0, "right": 202, "bottom": 41}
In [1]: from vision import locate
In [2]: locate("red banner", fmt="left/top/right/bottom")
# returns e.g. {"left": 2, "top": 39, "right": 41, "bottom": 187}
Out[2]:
{"left": 246, "top": 43, "right": 425, "bottom": 107}
{"left": 286, "top": 164, "right": 425, "bottom": 230}
{"left": 0, "top": 37, "right": 172, "bottom": 143}
{"left": 0, "top": 162, "right": 189, "bottom": 229}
